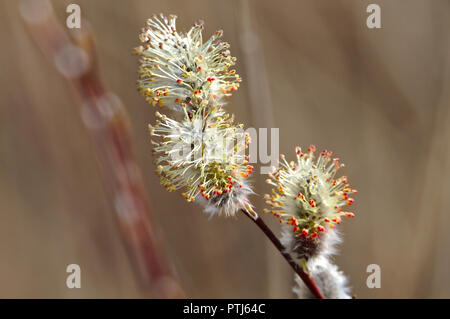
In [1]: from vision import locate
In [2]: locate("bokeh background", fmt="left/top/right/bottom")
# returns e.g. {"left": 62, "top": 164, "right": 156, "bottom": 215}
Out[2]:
{"left": 0, "top": 0, "right": 449, "bottom": 298}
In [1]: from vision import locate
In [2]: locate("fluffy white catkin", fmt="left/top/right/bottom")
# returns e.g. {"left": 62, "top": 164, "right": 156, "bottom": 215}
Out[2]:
{"left": 293, "top": 256, "right": 351, "bottom": 299}
{"left": 135, "top": 14, "right": 241, "bottom": 112}
{"left": 265, "top": 146, "right": 357, "bottom": 298}
{"left": 137, "top": 14, "right": 254, "bottom": 217}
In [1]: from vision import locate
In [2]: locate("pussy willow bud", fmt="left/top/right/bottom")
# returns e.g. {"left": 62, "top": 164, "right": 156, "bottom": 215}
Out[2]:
{"left": 135, "top": 14, "right": 241, "bottom": 111}
{"left": 294, "top": 256, "right": 351, "bottom": 299}
{"left": 137, "top": 15, "right": 254, "bottom": 217}
{"left": 265, "top": 145, "right": 357, "bottom": 262}
{"left": 150, "top": 105, "right": 253, "bottom": 217}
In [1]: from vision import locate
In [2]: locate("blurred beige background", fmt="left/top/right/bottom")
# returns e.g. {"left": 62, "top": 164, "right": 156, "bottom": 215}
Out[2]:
{"left": 0, "top": 0, "right": 449, "bottom": 298}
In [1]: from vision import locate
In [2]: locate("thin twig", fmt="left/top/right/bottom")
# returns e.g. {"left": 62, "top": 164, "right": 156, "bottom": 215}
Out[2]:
{"left": 241, "top": 209, "right": 325, "bottom": 299}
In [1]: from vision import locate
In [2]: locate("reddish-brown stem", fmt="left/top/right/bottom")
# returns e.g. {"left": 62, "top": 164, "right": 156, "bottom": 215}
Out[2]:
{"left": 241, "top": 209, "right": 325, "bottom": 299}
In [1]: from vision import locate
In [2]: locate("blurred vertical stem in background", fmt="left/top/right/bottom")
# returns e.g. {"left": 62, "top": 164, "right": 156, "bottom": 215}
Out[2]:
{"left": 20, "top": 0, "right": 184, "bottom": 298}
{"left": 236, "top": 0, "right": 284, "bottom": 298}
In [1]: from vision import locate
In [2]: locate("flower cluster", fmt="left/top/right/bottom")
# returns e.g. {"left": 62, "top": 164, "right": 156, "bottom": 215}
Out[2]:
{"left": 137, "top": 15, "right": 358, "bottom": 299}
{"left": 265, "top": 145, "right": 356, "bottom": 298}
{"left": 135, "top": 14, "right": 241, "bottom": 112}
{"left": 136, "top": 14, "right": 253, "bottom": 217}
{"left": 264, "top": 145, "right": 356, "bottom": 260}
{"left": 149, "top": 108, "right": 253, "bottom": 216}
